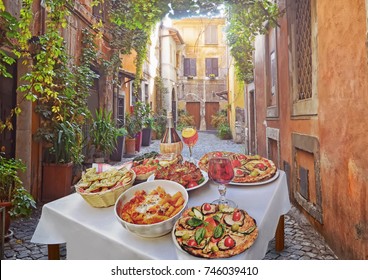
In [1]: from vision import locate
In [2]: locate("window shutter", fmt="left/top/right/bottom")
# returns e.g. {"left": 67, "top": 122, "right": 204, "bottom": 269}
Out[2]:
{"left": 190, "top": 59, "right": 196, "bottom": 76}
{"left": 184, "top": 58, "right": 197, "bottom": 76}
{"left": 205, "top": 58, "right": 218, "bottom": 76}
{"left": 205, "top": 25, "right": 218, "bottom": 44}
{"left": 212, "top": 58, "right": 218, "bottom": 76}
{"left": 205, "top": 58, "right": 212, "bottom": 76}
{"left": 184, "top": 58, "right": 190, "bottom": 76}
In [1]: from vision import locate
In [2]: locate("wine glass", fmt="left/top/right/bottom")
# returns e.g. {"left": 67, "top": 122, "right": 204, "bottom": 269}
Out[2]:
{"left": 181, "top": 126, "right": 198, "bottom": 163}
{"left": 208, "top": 156, "right": 237, "bottom": 207}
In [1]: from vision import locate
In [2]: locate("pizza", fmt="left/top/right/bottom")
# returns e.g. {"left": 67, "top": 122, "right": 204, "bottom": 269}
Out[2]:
{"left": 198, "top": 152, "right": 277, "bottom": 184}
{"left": 154, "top": 161, "right": 205, "bottom": 189}
{"left": 173, "top": 203, "right": 258, "bottom": 258}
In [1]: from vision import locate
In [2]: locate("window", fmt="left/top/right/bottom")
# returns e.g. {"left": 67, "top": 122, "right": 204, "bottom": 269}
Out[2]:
{"left": 205, "top": 58, "right": 219, "bottom": 77}
{"left": 288, "top": 0, "right": 318, "bottom": 116}
{"left": 265, "top": 27, "right": 279, "bottom": 118}
{"left": 205, "top": 25, "right": 218, "bottom": 45}
{"left": 183, "top": 58, "right": 197, "bottom": 77}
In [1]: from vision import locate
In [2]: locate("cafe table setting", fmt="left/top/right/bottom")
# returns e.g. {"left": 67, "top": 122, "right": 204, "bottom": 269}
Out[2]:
{"left": 31, "top": 152, "right": 291, "bottom": 260}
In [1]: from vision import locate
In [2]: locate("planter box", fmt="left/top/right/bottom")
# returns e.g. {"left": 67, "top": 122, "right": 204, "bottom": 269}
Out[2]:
{"left": 110, "top": 136, "right": 125, "bottom": 161}
{"left": 42, "top": 162, "right": 73, "bottom": 202}
{"left": 141, "top": 127, "right": 152, "bottom": 146}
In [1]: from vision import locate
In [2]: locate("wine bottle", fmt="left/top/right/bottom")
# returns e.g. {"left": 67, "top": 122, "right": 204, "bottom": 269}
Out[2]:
{"left": 160, "top": 111, "right": 183, "bottom": 155}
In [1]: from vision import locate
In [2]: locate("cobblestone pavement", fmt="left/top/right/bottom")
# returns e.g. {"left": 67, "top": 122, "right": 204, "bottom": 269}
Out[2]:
{"left": 3, "top": 131, "right": 337, "bottom": 260}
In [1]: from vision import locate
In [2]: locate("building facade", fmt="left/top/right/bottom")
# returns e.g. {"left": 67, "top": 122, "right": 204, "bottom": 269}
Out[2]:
{"left": 250, "top": 0, "right": 368, "bottom": 259}
{"left": 172, "top": 17, "right": 230, "bottom": 131}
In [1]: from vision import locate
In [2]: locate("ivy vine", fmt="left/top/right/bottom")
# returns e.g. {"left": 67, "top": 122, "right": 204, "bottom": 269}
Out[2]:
{"left": 0, "top": 0, "right": 280, "bottom": 133}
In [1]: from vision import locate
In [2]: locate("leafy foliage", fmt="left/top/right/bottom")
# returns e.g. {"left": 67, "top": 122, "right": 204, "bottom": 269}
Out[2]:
{"left": 211, "top": 109, "right": 232, "bottom": 139}
{"left": 177, "top": 110, "right": 195, "bottom": 131}
{"left": 89, "top": 109, "right": 127, "bottom": 157}
{"left": 225, "top": 1, "right": 280, "bottom": 83}
{"left": 0, "top": 153, "right": 36, "bottom": 218}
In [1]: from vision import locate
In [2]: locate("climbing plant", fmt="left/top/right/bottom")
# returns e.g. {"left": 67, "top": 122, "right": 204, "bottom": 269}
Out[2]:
{"left": 0, "top": 0, "right": 280, "bottom": 133}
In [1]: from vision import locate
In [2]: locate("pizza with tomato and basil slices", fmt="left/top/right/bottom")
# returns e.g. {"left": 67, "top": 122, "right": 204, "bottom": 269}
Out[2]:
{"left": 198, "top": 152, "right": 277, "bottom": 184}
{"left": 173, "top": 203, "right": 258, "bottom": 259}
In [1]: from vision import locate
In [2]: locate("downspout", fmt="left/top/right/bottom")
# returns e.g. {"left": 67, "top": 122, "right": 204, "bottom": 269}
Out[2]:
{"left": 159, "top": 21, "right": 163, "bottom": 110}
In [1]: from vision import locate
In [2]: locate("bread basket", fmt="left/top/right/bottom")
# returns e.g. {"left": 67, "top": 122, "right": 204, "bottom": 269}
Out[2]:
{"left": 75, "top": 167, "right": 136, "bottom": 208}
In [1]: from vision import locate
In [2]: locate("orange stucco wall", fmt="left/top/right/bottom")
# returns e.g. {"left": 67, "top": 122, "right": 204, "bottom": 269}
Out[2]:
{"left": 253, "top": 0, "right": 368, "bottom": 259}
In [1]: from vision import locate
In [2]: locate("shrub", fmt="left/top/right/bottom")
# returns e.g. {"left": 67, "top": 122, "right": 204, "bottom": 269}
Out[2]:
{"left": 177, "top": 110, "right": 195, "bottom": 131}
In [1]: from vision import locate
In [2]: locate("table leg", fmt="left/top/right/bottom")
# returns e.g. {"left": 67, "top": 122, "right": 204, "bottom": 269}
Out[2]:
{"left": 48, "top": 244, "right": 60, "bottom": 260}
{"left": 275, "top": 215, "right": 285, "bottom": 251}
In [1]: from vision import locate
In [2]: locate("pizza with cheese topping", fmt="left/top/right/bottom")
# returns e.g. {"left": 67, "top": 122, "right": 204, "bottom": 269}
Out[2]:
{"left": 198, "top": 152, "right": 277, "bottom": 184}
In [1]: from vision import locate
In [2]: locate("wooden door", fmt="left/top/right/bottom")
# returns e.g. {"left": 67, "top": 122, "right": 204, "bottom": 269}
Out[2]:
{"left": 185, "top": 102, "right": 200, "bottom": 129}
{"left": 205, "top": 102, "right": 219, "bottom": 130}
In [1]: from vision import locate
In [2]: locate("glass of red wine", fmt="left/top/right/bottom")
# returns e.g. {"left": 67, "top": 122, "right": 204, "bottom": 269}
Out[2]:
{"left": 208, "top": 156, "right": 237, "bottom": 208}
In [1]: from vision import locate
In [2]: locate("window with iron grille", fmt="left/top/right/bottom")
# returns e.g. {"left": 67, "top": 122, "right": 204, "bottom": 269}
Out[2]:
{"left": 296, "top": 0, "right": 312, "bottom": 100}
{"left": 205, "top": 58, "right": 219, "bottom": 77}
{"left": 205, "top": 25, "right": 218, "bottom": 45}
{"left": 184, "top": 58, "right": 197, "bottom": 77}
{"left": 288, "top": 0, "right": 317, "bottom": 116}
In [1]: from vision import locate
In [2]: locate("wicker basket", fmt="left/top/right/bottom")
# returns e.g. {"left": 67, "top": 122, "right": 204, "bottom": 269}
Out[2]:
{"left": 76, "top": 169, "right": 136, "bottom": 208}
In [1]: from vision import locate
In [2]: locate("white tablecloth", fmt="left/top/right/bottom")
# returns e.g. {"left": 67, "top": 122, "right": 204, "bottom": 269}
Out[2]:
{"left": 31, "top": 171, "right": 290, "bottom": 260}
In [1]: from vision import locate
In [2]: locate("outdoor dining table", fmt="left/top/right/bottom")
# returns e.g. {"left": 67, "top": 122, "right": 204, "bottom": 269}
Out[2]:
{"left": 31, "top": 170, "right": 291, "bottom": 260}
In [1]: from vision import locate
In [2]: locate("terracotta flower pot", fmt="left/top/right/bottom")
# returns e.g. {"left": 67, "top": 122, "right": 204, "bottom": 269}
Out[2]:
{"left": 125, "top": 137, "right": 136, "bottom": 156}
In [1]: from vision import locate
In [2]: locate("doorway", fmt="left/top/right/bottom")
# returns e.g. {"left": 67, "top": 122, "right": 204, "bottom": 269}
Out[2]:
{"left": 0, "top": 63, "right": 17, "bottom": 158}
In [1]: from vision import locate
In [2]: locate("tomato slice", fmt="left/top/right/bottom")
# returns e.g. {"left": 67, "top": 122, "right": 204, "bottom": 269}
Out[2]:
{"left": 211, "top": 236, "right": 221, "bottom": 243}
{"left": 236, "top": 169, "right": 244, "bottom": 176}
{"left": 214, "top": 152, "right": 223, "bottom": 157}
{"left": 187, "top": 181, "right": 198, "bottom": 188}
{"left": 224, "top": 237, "right": 235, "bottom": 247}
{"left": 187, "top": 239, "right": 197, "bottom": 246}
{"left": 231, "top": 159, "right": 241, "bottom": 168}
{"left": 232, "top": 211, "right": 242, "bottom": 221}
{"left": 203, "top": 203, "right": 212, "bottom": 211}
{"left": 238, "top": 154, "right": 246, "bottom": 160}
{"left": 205, "top": 217, "right": 217, "bottom": 228}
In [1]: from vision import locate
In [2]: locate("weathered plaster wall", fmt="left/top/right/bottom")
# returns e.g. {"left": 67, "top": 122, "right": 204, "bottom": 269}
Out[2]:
{"left": 316, "top": 0, "right": 368, "bottom": 259}
{"left": 254, "top": 0, "right": 368, "bottom": 259}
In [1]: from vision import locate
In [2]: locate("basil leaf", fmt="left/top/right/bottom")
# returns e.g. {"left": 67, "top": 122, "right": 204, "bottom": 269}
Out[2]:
{"left": 195, "top": 228, "right": 206, "bottom": 245}
{"left": 213, "top": 224, "right": 224, "bottom": 239}
{"left": 213, "top": 214, "right": 221, "bottom": 223}
{"left": 187, "top": 217, "right": 204, "bottom": 227}
{"left": 197, "top": 177, "right": 205, "bottom": 184}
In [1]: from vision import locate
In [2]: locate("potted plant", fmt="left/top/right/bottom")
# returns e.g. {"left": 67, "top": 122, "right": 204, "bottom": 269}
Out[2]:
{"left": 89, "top": 109, "right": 127, "bottom": 162}
{"left": 35, "top": 118, "right": 84, "bottom": 202}
{"left": 209, "top": 73, "right": 216, "bottom": 80}
{"left": 110, "top": 119, "right": 127, "bottom": 162}
{"left": 124, "top": 112, "right": 142, "bottom": 156}
{"left": 0, "top": 153, "right": 36, "bottom": 235}
{"left": 152, "top": 109, "right": 167, "bottom": 140}
{"left": 140, "top": 103, "right": 154, "bottom": 146}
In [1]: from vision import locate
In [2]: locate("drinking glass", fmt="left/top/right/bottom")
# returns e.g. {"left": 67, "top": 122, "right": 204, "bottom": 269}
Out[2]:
{"left": 181, "top": 126, "right": 198, "bottom": 163}
{"left": 208, "top": 156, "right": 237, "bottom": 207}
